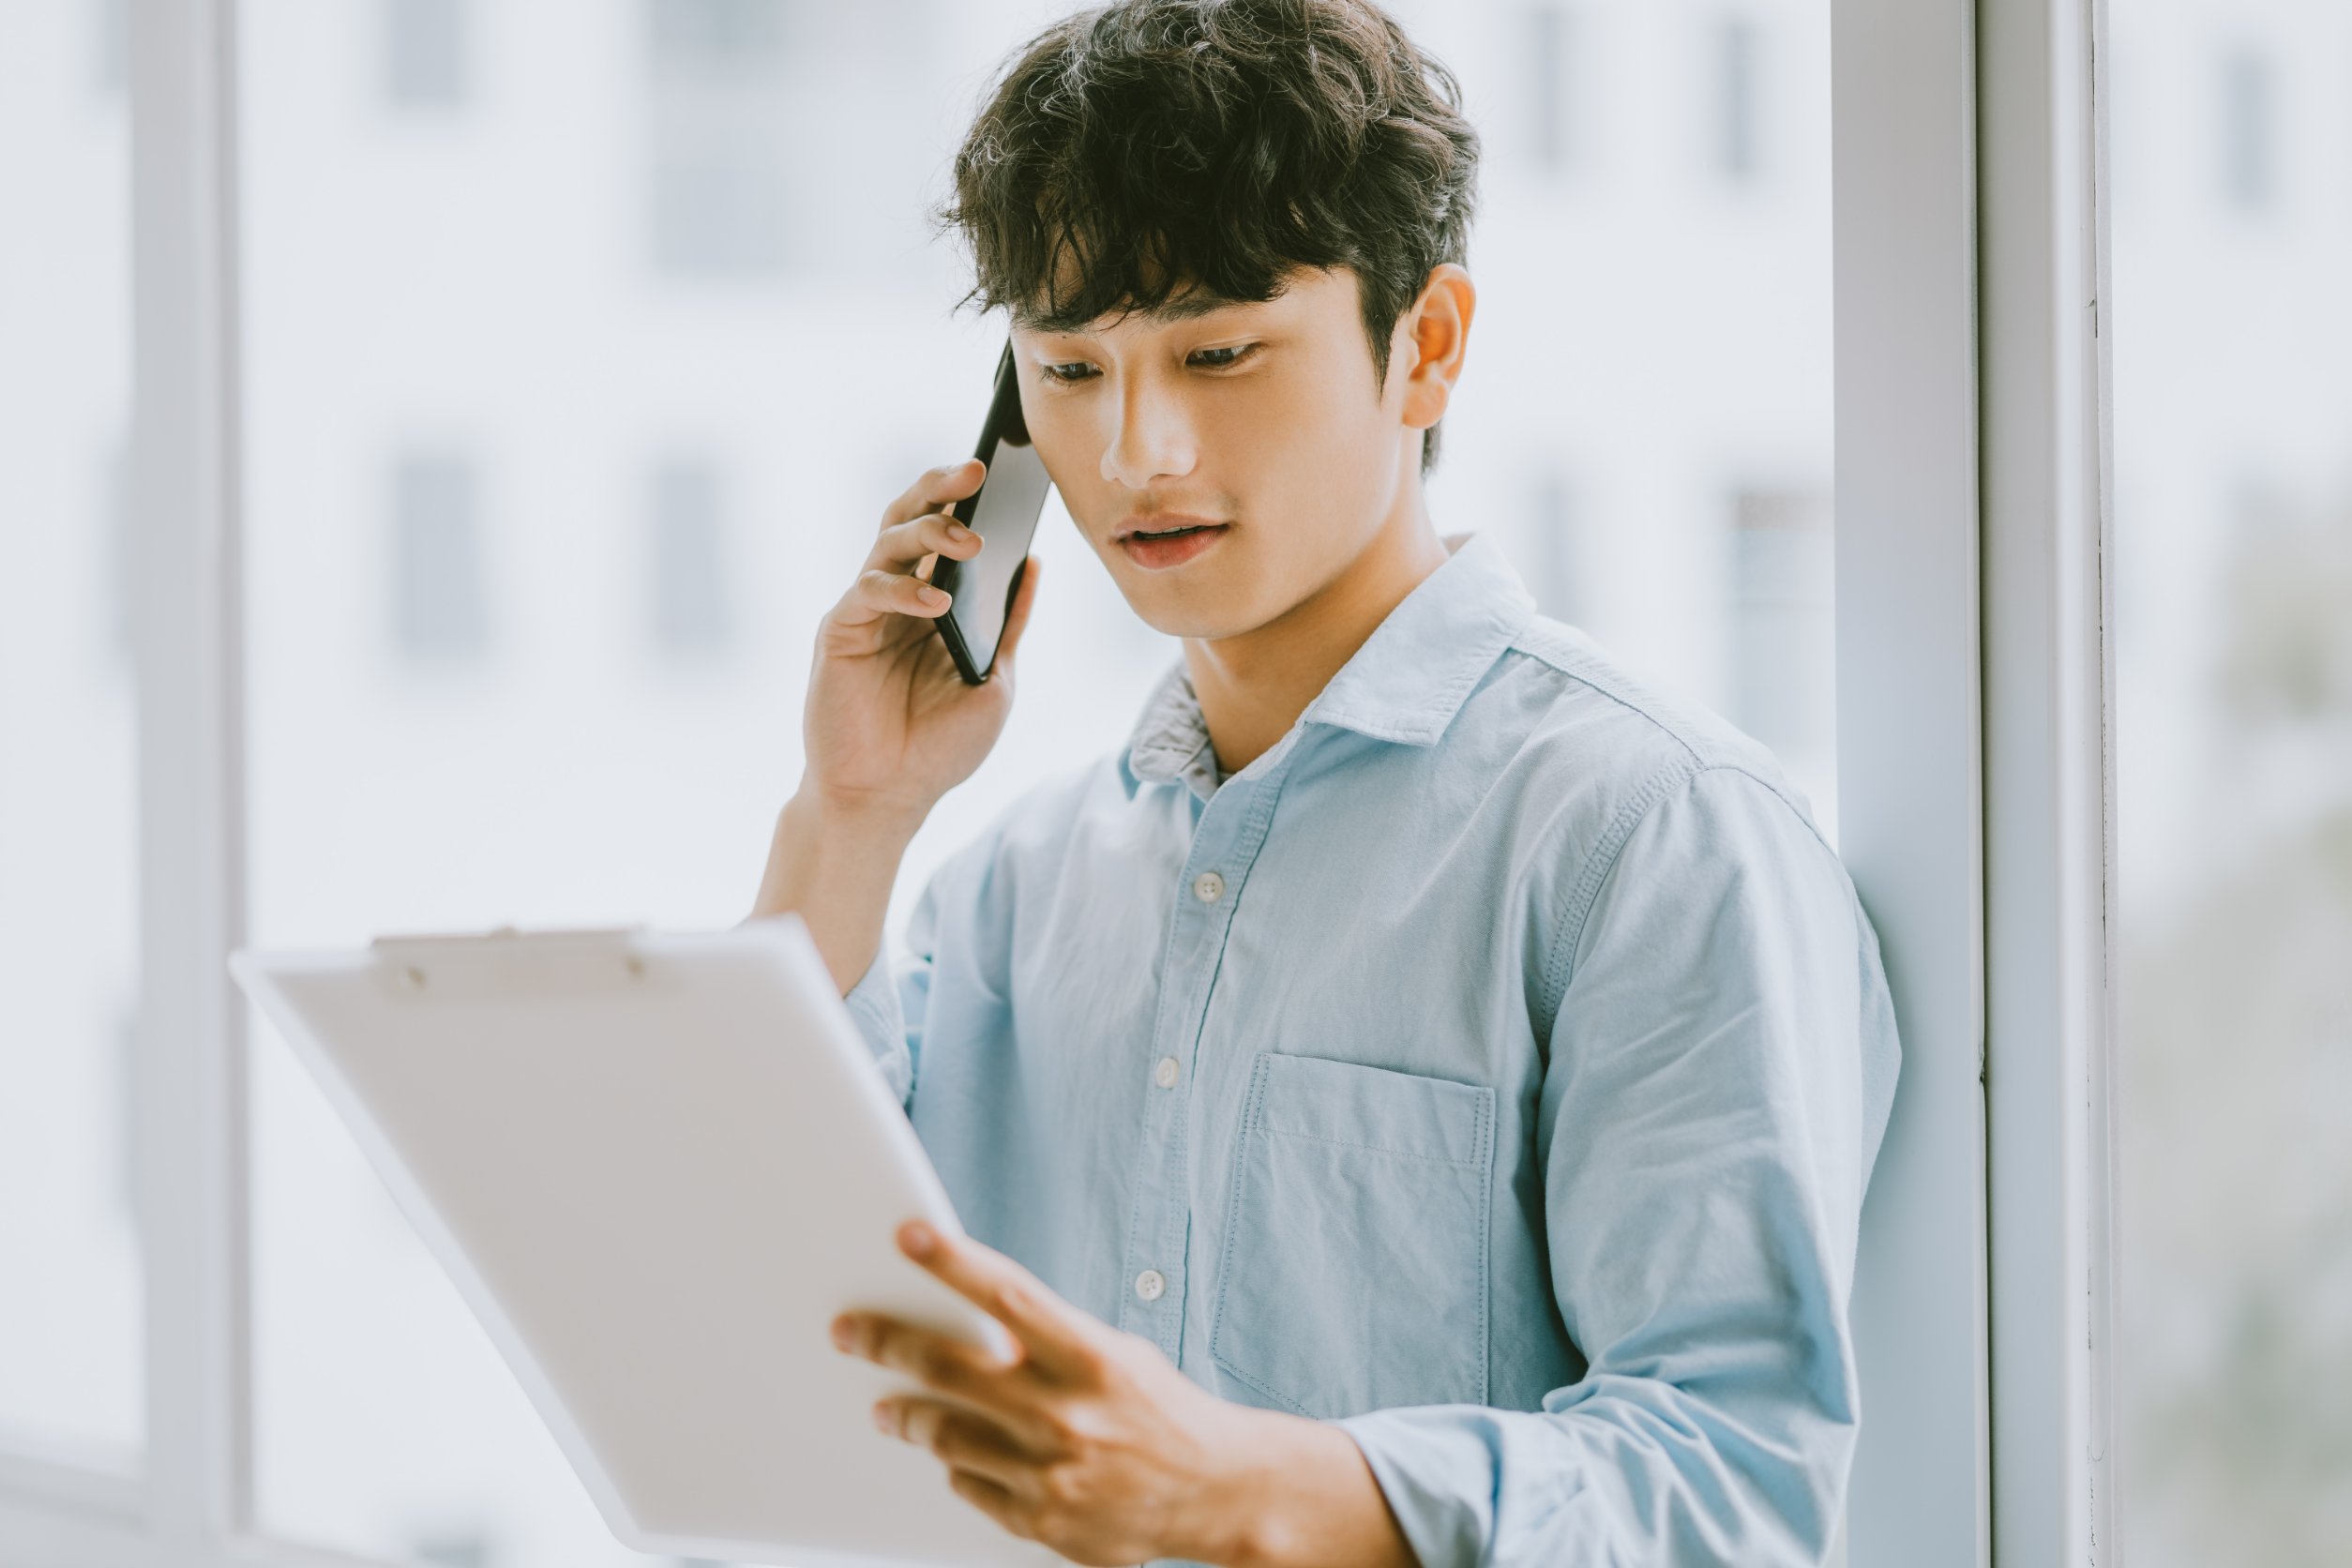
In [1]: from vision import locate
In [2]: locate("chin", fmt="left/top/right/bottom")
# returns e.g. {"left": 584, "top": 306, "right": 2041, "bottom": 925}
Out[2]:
{"left": 1143, "top": 611, "right": 1258, "bottom": 641}
{"left": 1115, "top": 578, "right": 1274, "bottom": 643}
{"left": 1088, "top": 530, "right": 1292, "bottom": 642}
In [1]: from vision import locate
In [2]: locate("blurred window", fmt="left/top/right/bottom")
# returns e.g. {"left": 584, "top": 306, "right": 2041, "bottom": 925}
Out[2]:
{"left": 1715, "top": 13, "right": 1762, "bottom": 182}
{"left": 2114, "top": 5, "right": 2352, "bottom": 1563}
{"left": 2217, "top": 47, "right": 2275, "bottom": 212}
{"left": 645, "top": 0, "right": 796, "bottom": 278}
{"left": 390, "top": 452, "right": 492, "bottom": 663}
{"left": 94, "top": 0, "right": 126, "bottom": 92}
{"left": 384, "top": 0, "right": 468, "bottom": 109}
{"left": 649, "top": 459, "right": 733, "bottom": 657}
{"left": 649, "top": 137, "right": 792, "bottom": 279}
{"left": 1520, "top": 3, "right": 1578, "bottom": 175}
{"left": 643, "top": 0, "right": 945, "bottom": 283}
{"left": 0, "top": 0, "right": 143, "bottom": 1474}
{"left": 647, "top": 0, "right": 790, "bottom": 64}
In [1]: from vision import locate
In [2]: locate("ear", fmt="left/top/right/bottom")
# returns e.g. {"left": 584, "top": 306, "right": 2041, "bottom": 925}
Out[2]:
{"left": 1391, "top": 264, "right": 1477, "bottom": 435}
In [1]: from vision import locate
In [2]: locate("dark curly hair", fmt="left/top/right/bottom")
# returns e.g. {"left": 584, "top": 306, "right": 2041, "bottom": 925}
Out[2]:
{"left": 940, "top": 0, "right": 1480, "bottom": 469}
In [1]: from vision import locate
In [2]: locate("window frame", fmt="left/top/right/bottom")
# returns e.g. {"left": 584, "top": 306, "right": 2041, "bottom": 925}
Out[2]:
{"left": 1833, "top": 0, "right": 2118, "bottom": 1563}
{"left": 1832, "top": 0, "right": 1992, "bottom": 1558}
{"left": 0, "top": 0, "right": 2119, "bottom": 1563}
{"left": 1977, "top": 0, "right": 2118, "bottom": 1560}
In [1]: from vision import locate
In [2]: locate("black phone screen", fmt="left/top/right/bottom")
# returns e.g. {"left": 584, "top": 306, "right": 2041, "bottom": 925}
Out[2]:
{"left": 936, "top": 345, "right": 1053, "bottom": 684}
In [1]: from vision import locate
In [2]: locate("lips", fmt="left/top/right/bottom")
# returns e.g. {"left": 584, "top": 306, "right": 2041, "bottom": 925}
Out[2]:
{"left": 1117, "top": 520, "right": 1230, "bottom": 570}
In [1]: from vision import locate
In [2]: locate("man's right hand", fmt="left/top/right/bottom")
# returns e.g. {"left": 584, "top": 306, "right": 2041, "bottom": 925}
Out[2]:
{"left": 801, "top": 458, "right": 1044, "bottom": 836}
{"left": 751, "top": 460, "right": 1044, "bottom": 994}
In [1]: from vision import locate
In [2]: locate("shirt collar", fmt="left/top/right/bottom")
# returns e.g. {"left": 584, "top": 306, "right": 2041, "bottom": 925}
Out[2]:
{"left": 1122, "top": 532, "right": 1536, "bottom": 793}
{"left": 1123, "top": 660, "right": 1221, "bottom": 797}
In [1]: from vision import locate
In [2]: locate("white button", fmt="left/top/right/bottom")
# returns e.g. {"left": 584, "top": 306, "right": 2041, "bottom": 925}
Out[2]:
{"left": 1133, "top": 1268, "right": 1167, "bottom": 1304}
{"left": 1154, "top": 1056, "right": 1181, "bottom": 1089}
{"left": 1192, "top": 870, "right": 1226, "bottom": 903}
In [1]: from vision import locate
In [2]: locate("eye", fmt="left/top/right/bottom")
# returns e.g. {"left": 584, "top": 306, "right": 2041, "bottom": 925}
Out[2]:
{"left": 1040, "top": 360, "right": 1099, "bottom": 385}
{"left": 1188, "top": 343, "right": 1257, "bottom": 369}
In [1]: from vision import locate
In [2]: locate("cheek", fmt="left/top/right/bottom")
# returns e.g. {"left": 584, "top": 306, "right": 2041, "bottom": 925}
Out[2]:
{"left": 1201, "top": 373, "right": 1360, "bottom": 484}
{"left": 1227, "top": 381, "right": 1392, "bottom": 518}
{"left": 1026, "top": 407, "right": 1103, "bottom": 507}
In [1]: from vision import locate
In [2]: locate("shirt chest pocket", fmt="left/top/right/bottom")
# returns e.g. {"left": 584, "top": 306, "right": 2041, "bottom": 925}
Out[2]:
{"left": 1209, "top": 1051, "right": 1496, "bottom": 1420}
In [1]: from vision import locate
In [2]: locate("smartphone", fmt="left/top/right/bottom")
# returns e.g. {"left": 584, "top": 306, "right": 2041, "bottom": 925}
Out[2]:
{"left": 932, "top": 343, "right": 1053, "bottom": 685}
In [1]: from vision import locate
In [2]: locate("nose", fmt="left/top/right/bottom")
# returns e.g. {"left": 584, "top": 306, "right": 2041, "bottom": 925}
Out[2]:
{"left": 1099, "top": 371, "right": 1198, "bottom": 489}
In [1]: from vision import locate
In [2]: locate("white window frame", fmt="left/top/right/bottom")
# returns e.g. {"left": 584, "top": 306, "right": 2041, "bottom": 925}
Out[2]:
{"left": 1833, "top": 0, "right": 1990, "bottom": 1558}
{"left": 1977, "top": 0, "right": 2116, "bottom": 1560}
{"left": 1838, "top": 3, "right": 2116, "bottom": 1562}
{"left": 0, "top": 1, "right": 2118, "bottom": 1563}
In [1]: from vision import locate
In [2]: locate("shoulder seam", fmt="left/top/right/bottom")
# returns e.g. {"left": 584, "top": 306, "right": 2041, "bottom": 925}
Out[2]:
{"left": 1539, "top": 757, "right": 1697, "bottom": 1024}
{"left": 1537, "top": 761, "right": 1837, "bottom": 1025}
{"left": 1497, "top": 634, "right": 1717, "bottom": 770}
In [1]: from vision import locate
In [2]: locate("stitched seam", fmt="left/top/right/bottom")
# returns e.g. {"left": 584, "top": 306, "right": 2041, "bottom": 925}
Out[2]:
{"left": 1214, "top": 1059, "right": 1496, "bottom": 1418}
{"left": 1214, "top": 1353, "right": 1314, "bottom": 1417}
{"left": 1538, "top": 757, "right": 1699, "bottom": 1023}
{"left": 1180, "top": 742, "right": 1300, "bottom": 1362}
{"left": 1500, "top": 637, "right": 1710, "bottom": 770}
{"left": 1309, "top": 598, "right": 1527, "bottom": 744}
{"left": 1508, "top": 624, "right": 1838, "bottom": 854}
{"left": 1255, "top": 1125, "right": 1487, "bottom": 1169}
{"left": 1710, "top": 761, "right": 1845, "bottom": 859}
{"left": 1537, "top": 761, "right": 1841, "bottom": 1029}
{"left": 1116, "top": 792, "right": 1207, "bottom": 1336}
{"left": 1182, "top": 741, "right": 1293, "bottom": 1050}
{"left": 1210, "top": 1056, "right": 1274, "bottom": 1389}
{"left": 1475, "top": 1085, "right": 1493, "bottom": 1407}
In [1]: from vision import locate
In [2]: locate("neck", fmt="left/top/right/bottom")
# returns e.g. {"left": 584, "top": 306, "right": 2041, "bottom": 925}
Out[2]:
{"left": 1184, "top": 480, "right": 1451, "bottom": 776}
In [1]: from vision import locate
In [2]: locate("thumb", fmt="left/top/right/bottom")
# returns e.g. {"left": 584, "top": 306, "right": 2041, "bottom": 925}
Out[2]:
{"left": 989, "top": 554, "right": 1044, "bottom": 675}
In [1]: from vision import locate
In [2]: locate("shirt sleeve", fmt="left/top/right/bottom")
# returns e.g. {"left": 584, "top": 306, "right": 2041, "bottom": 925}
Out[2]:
{"left": 838, "top": 872, "right": 947, "bottom": 1111}
{"left": 1339, "top": 764, "right": 1898, "bottom": 1568}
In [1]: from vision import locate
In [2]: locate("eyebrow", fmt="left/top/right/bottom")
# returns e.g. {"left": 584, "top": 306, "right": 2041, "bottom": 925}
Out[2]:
{"left": 1144, "top": 290, "right": 1255, "bottom": 323}
{"left": 1014, "top": 288, "right": 1267, "bottom": 334}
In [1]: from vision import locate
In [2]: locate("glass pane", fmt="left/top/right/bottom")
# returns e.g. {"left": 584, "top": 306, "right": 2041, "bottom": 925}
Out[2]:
{"left": 240, "top": 2, "right": 1832, "bottom": 1563}
{"left": 0, "top": 0, "right": 143, "bottom": 1471}
{"left": 2112, "top": 4, "right": 2352, "bottom": 1563}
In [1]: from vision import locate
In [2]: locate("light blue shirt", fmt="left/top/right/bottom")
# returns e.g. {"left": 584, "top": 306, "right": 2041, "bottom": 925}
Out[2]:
{"left": 845, "top": 532, "right": 1899, "bottom": 1566}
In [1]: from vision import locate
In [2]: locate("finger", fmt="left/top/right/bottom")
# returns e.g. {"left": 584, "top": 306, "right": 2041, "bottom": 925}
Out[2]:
{"left": 946, "top": 1469, "right": 1036, "bottom": 1542}
{"left": 835, "top": 566, "right": 952, "bottom": 628}
{"left": 989, "top": 555, "right": 1044, "bottom": 675}
{"left": 879, "top": 1398, "right": 1047, "bottom": 1492}
{"left": 867, "top": 507, "right": 985, "bottom": 576}
{"left": 833, "top": 1312, "right": 1018, "bottom": 1406}
{"left": 879, "top": 460, "right": 986, "bottom": 532}
{"left": 898, "top": 1221, "right": 1096, "bottom": 1378}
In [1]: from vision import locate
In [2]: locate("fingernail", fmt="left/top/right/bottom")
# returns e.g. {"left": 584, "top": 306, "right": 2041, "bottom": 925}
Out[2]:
{"left": 920, "top": 584, "right": 948, "bottom": 607}
{"left": 947, "top": 523, "right": 975, "bottom": 544}
{"left": 831, "top": 1318, "right": 854, "bottom": 1351}
{"left": 901, "top": 1221, "right": 936, "bottom": 1258}
{"left": 872, "top": 1403, "right": 896, "bottom": 1435}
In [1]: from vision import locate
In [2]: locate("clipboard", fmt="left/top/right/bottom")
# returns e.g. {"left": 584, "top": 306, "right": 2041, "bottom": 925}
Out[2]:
{"left": 230, "top": 918, "right": 1058, "bottom": 1568}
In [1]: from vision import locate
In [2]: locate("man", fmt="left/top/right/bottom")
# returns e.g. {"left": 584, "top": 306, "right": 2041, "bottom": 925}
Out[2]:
{"left": 752, "top": 2, "right": 1898, "bottom": 1563}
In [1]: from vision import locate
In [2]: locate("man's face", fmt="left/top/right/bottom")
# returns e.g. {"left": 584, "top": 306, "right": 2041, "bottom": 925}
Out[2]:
{"left": 1010, "top": 266, "right": 1416, "bottom": 641}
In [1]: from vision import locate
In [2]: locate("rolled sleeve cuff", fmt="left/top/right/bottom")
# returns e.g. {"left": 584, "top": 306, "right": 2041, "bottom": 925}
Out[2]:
{"left": 1337, "top": 1408, "right": 1505, "bottom": 1568}
{"left": 841, "top": 943, "right": 912, "bottom": 1106}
